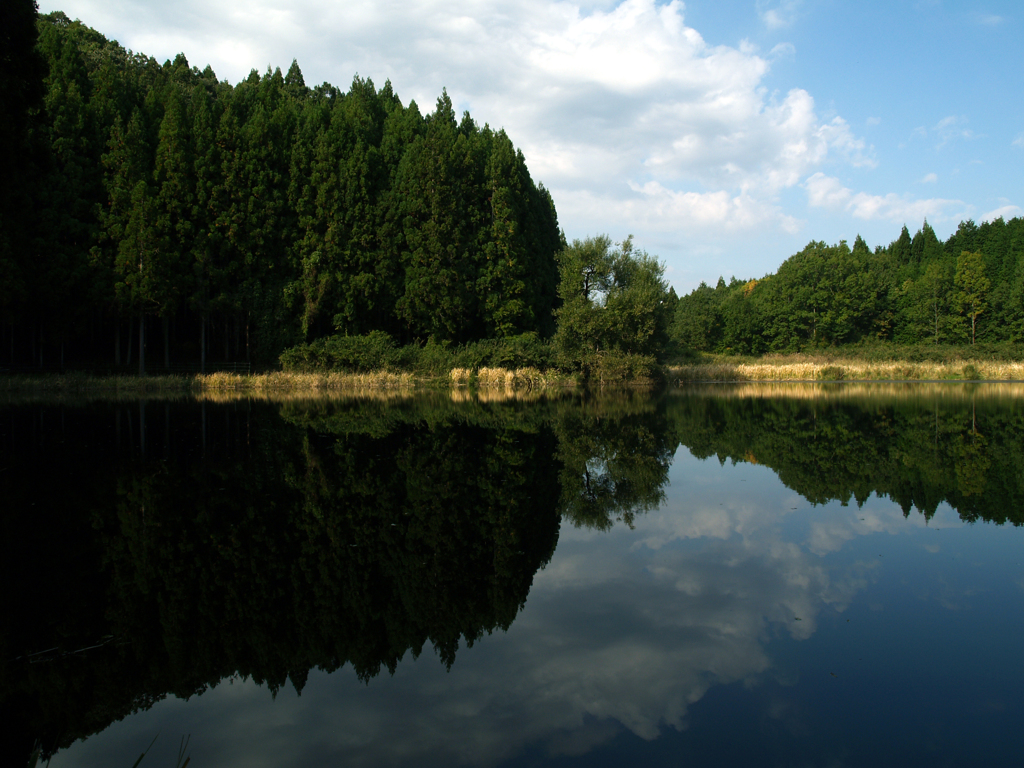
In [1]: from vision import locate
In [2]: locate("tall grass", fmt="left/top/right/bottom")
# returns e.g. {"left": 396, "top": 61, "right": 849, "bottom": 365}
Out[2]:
{"left": 668, "top": 357, "right": 1024, "bottom": 383}
{"left": 198, "top": 371, "right": 415, "bottom": 392}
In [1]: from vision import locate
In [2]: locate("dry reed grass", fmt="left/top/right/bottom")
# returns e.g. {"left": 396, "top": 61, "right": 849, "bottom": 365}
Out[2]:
{"left": 474, "top": 366, "right": 569, "bottom": 391}
{"left": 668, "top": 359, "right": 1024, "bottom": 384}
{"left": 1, "top": 367, "right": 580, "bottom": 406}
{"left": 449, "top": 367, "right": 472, "bottom": 387}
{"left": 197, "top": 371, "right": 415, "bottom": 391}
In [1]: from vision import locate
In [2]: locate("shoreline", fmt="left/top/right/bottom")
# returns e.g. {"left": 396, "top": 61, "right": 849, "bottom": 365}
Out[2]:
{"left": 666, "top": 357, "right": 1024, "bottom": 384}
{"left": 3, "top": 357, "right": 1024, "bottom": 401}
{"left": 0, "top": 367, "right": 579, "bottom": 398}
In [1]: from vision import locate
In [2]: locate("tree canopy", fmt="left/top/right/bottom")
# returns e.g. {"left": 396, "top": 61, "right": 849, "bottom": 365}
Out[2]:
{"left": 1, "top": 12, "right": 563, "bottom": 371}
{"left": 671, "top": 217, "right": 1024, "bottom": 354}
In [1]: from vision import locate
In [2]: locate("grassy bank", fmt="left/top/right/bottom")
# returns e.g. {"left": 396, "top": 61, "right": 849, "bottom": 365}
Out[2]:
{"left": 0, "top": 366, "right": 576, "bottom": 402}
{"left": 667, "top": 354, "right": 1024, "bottom": 383}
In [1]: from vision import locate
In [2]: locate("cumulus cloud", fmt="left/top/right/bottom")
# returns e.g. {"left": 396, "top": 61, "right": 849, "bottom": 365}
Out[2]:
{"left": 805, "top": 173, "right": 963, "bottom": 223}
{"left": 45, "top": 0, "right": 873, "bottom": 247}
{"left": 921, "top": 172, "right": 938, "bottom": 184}
{"left": 982, "top": 205, "right": 1023, "bottom": 222}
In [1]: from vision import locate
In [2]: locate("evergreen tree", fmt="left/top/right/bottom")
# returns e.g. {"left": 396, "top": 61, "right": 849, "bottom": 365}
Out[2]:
{"left": 0, "top": 0, "right": 47, "bottom": 330}
{"left": 954, "top": 250, "right": 990, "bottom": 344}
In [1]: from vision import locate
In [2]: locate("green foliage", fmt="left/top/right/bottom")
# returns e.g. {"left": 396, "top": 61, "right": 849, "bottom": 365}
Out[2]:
{"left": 961, "top": 363, "right": 981, "bottom": 380}
{"left": 280, "top": 329, "right": 398, "bottom": 372}
{"left": 954, "top": 250, "right": 991, "bottom": 344}
{"left": 673, "top": 217, "right": 1024, "bottom": 357}
{"left": 818, "top": 365, "right": 846, "bottom": 381}
{"left": 4, "top": 16, "right": 561, "bottom": 370}
{"left": 0, "top": 0, "right": 48, "bottom": 322}
{"left": 280, "top": 330, "right": 556, "bottom": 375}
{"left": 553, "top": 235, "right": 672, "bottom": 378}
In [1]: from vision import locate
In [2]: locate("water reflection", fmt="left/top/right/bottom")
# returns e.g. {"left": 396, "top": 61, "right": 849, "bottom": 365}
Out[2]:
{"left": 669, "top": 383, "right": 1024, "bottom": 522}
{"left": 3, "top": 384, "right": 1024, "bottom": 766}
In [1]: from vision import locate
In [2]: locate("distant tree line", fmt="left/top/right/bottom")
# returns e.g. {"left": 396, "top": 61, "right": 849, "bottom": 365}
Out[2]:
{"left": 672, "top": 217, "right": 1024, "bottom": 354}
{"left": 1, "top": 8, "right": 563, "bottom": 371}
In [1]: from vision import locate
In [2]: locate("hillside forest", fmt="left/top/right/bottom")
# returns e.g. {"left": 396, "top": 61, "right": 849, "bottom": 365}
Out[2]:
{"left": 1, "top": 8, "right": 565, "bottom": 371}
{"left": 2, "top": 3, "right": 1023, "bottom": 378}
{"left": 673, "top": 217, "right": 1024, "bottom": 355}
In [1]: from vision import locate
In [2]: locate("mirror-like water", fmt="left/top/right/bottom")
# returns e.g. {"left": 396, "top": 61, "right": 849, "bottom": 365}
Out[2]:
{"left": 3, "top": 384, "right": 1024, "bottom": 767}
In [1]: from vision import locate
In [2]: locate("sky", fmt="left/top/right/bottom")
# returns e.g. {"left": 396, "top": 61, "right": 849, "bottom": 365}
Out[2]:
{"left": 37, "top": 0, "right": 1024, "bottom": 293}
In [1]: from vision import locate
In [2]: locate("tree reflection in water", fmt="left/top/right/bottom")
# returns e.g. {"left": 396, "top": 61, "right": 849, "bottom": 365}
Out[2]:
{"left": 3, "top": 383, "right": 1023, "bottom": 765}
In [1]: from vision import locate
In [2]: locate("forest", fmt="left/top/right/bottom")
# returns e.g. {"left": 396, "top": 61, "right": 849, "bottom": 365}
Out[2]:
{"left": 4, "top": 2, "right": 1023, "bottom": 381}
{"left": 0, "top": 6, "right": 567, "bottom": 371}
{"left": 672, "top": 216, "right": 1024, "bottom": 355}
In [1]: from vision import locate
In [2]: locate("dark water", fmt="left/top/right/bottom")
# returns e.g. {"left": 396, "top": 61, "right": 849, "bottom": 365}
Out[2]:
{"left": 3, "top": 384, "right": 1024, "bottom": 767}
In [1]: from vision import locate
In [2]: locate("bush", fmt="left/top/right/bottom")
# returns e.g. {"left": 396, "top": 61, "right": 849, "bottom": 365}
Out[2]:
{"left": 962, "top": 364, "right": 981, "bottom": 380}
{"left": 280, "top": 331, "right": 398, "bottom": 372}
{"left": 818, "top": 365, "right": 846, "bottom": 381}
{"left": 591, "top": 351, "right": 660, "bottom": 383}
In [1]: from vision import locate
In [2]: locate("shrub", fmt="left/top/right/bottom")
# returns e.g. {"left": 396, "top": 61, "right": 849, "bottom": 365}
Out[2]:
{"left": 280, "top": 330, "right": 398, "bottom": 372}
{"left": 591, "top": 351, "right": 660, "bottom": 383}
{"left": 818, "top": 365, "right": 846, "bottom": 381}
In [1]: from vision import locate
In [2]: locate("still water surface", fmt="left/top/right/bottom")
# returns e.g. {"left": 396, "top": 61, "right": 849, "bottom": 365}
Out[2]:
{"left": 4, "top": 384, "right": 1024, "bottom": 767}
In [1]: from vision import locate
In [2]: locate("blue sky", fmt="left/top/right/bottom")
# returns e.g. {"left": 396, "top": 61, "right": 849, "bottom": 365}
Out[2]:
{"left": 38, "top": 0, "right": 1023, "bottom": 292}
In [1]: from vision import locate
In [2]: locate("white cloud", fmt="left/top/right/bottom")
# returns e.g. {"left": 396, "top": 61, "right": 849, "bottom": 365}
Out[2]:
{"left": 921, "top": 172, "right": 938, "bottom": 184}
{"left": 43, "top": 0, "right": 874, "bottom": 250}
{"left": 982, "top": 205, "right": 1023, "bottom": 222}
{"left": 769, "top": 41, "right": 796, "bottom": 59}
{"left": 805, "top": 173, "right": 963, "bottom": 223}
{"left": 1013, "top": 133, "right": 1024, "bottom": 148}
{"left": 934, "top": 115, "right": 976, "bottom": 147}
{"left": 977, "top": 13, "right": 1004, "bottom": 25}
{"left": 866, "top": 116, "right": 881, "bottom": 127}
{"left": 757, "top": 0, "right": 801, "bottom": 30}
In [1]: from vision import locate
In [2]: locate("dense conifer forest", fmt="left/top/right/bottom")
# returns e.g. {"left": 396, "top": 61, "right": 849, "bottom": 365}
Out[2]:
{"left": 1, "top": 7, "right": 563, "bottom": 371}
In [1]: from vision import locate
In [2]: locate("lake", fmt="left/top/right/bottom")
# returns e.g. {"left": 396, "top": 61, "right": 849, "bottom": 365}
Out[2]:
{"left": 4, "top": 383, "right": 1024, "bottom": 767}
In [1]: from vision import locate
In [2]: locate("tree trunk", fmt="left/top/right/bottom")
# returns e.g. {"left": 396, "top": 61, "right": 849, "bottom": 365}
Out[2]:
{"left": 139, "top": 399, "right": 146, "bottom": 458}
{"left": 163, "top": 315, "right": 170, "bottom": 368}
{"left": 126, "top": 318, "right": 133, "bottom": 366}
{"left": 200, "top": 315, "right": 206, "bottom": 374}
{"left": 115, "top": 322, "right": 121, "bottom": 366}
{"left": 138, "top": 312, "right": 146, "bottom": 376}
